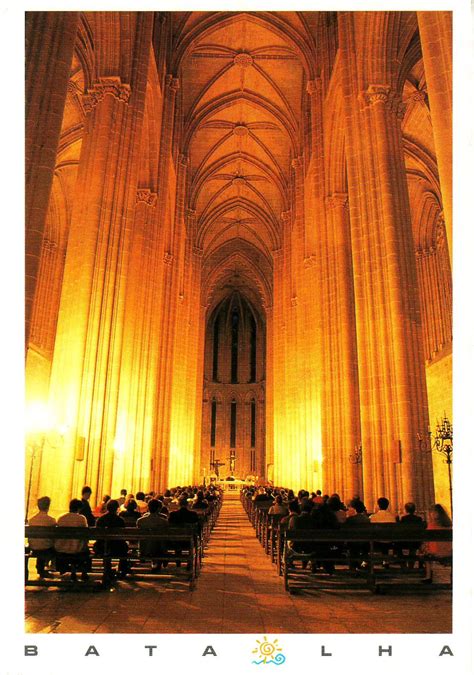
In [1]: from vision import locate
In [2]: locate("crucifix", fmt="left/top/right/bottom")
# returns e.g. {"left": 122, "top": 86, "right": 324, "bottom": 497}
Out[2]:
{"left": 228, "top": 449, "right": 236, "bottom": 476}
{"left": 210, "top": 458, "right": 225, "bottom": 477}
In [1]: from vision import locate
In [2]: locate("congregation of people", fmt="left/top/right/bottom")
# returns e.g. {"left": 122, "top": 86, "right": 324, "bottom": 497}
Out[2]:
{"left": 27, "top": 485, "right": 222, "bottom": 581}
{"left": 244, "top": 485, "right": 452, "bottom": 582}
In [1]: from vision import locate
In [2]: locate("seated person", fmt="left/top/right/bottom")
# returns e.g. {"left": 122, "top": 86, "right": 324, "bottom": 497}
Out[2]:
{"left": 55, "top": 499, "right": 91, "bottom": 580}
{"left": 344, "top": 499, "right": 371, "bottom": 569}
{"left": 369, "top": 496, "right": 396, "bottom": 523}
{"left": 94, "top": 494, "right": 111, "bottom": 517}
{"left": 117, "top": 488, "right": 128, "bottom": 506}
{"left": 192, "top": 491, "right": 209, "bottom": 511}
{"left": 27, "top": 496, "right": 56, "bottom": 578}
{"left": 268, "top": 495, "right": 289, "bottom": 516}
{"left": 168, "top": 496, "right": 200, "bottom": 526}
{"left": 422, "top": 504, "right": 452, "bottom": 583}
{"left": 369, "top": 496, "right": 396, "bottom": 559}
{"left": 288, "top": 499, "right": 317, "bottom": 562}
{"left": 93, "top": 499, "right": 129, "bottom": 579}
{"left": 327, "top": 495, "right": 347, "bottom": 524}
{"left": 137, "top": 499, "right": 169, "bottom": 568}
{"left": 121, "top": 499, "right": 141, "bottom": 526}
{"left": 395, "top": 502, "right": 424, "bottom": 566}
{"left": 310, "top": 502, "right": 341, "bottom": 573}
{"left": 280, "top": 499, "right": 299, "bottom": 528}
{"left": 168, "top": 496, "right": 199, "bottom": 568}
{"left": 79, "top": 485, "right": 96, "bottom": 526}
{"left": 135, "top": 491, "right": 148, "bottom": 514}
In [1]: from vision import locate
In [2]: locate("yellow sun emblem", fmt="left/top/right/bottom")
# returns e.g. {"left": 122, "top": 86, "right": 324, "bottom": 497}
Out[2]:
{"left": 252, "top": 636, "right": 285, "bottom": 665}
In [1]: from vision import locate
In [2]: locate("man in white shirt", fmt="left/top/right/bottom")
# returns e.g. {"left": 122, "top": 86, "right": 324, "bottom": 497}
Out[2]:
{"left": 28, "top": 496, "right": 56, "bottom": 578}
{"left": 369, "top": 497, "right": 396, "bottom": 523}
{"left": 369, "top": 497, "right": 396, "bottom": 560}
{"left": 55, "top": 499, "right": 91, "bottom": 580}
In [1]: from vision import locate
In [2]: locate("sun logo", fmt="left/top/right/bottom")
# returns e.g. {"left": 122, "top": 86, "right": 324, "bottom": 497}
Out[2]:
{"left": 251, "top": 636, "right": 286, "bottom": 665}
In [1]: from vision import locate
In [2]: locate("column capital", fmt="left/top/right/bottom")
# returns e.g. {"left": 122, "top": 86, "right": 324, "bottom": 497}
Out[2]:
{"left": 136, "top": 189, "right": 157, "bottom": 206}
{"left": 290, "top": 296, "right": 298, "bottom": 307}
{"left": 192, "top": 245, "right": 203, "bottom": 257}
{"left": 178, "top": 153, "right": 189, "bottom": 167}
{"left": 272, "top": 247, "right": 283, "bottom": 258}
{"left": 362, "top": 84, "right": 391, "bottom": 106}
{"left": 361, "top": 84, "right": 406, "bottom": 119}
{"left": 163, "top": 252, "right": 174, "bottom": 265}
{"left": 326, "top": 192, "right": 349, "bottom": 210}
{"left": 281, "top": 210, "right": 291, "bottom": 223}
{"left": 83, "top": 77, "right": 131, "bottom": 113}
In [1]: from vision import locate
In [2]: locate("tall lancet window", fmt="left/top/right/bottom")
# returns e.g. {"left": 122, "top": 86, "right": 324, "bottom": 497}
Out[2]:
{"left": 250, "top": 315, "right": 257, "bottom": 382}
{"left": 231, "top": 309, "right": 239, "bottom": 384}
{"left": 230, "top": 398, "right": 237, "bottom": 448}
{"left": 250, "top": 398, "right": 256, "bottom": 447}
{"left": 212, "top": 316, "right": 219, "bottom": 381}
{"left": 210, "top": 398, "right": 217, "bottom": 447}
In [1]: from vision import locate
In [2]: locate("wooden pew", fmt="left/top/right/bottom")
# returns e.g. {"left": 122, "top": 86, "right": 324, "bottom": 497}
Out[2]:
{"left": 282, "top": 526, "right": 452, "bottom": 593}
{"left": 25, "top": 525, "right": 201, "bottom": 590}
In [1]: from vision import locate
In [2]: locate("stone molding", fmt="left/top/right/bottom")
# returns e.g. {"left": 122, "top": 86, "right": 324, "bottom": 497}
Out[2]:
{"left": 42, "top": 237, "right": 58, "bottom": 252}
{"left": 136, "top": 189, "right": 157, "bottom": 206}
{"left": 83, "top": 77, "right": 131, "bottom": 113}
{"left": 291, "top": 156, "right": 303, "bottom": 170}
{"left": 409, "top": 89, "right": 428, "bottom": 104}
{"left": 326, "top": 192, "right": 349, "bottom": 210}
{"left": 165, "top": 74, "right": 180, "bottom": 92}
{"left": 304, "top": 255, "right": 318, "bottom": 268}
{"left": 306, "top": 78, "right": 321, "bottom": 96}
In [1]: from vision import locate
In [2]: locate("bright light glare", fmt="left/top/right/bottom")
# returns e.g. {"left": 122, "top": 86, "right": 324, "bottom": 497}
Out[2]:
{"left": 25, "top": 402, "right": 52, "bottom": 434}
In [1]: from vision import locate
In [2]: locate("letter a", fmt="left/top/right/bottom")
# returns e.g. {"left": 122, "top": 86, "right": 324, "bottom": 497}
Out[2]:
{"left": 439, "top": 645, "right": 454, "bottom": 656}
{"left": 85, "top": 645, "right": 100, "bottom": 656}
{"left": 202, "top": 645, "right": 217, "bottom": 656}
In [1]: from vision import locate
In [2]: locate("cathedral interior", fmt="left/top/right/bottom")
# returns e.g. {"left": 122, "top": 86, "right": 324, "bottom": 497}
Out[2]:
{"left": 25, "top": 11, "right": 452, "bottom": 517}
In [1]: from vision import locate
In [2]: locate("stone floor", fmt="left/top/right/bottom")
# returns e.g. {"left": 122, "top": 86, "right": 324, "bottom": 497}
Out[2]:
{"left": 25, "top": 493, "right": 452, "bottom": 634}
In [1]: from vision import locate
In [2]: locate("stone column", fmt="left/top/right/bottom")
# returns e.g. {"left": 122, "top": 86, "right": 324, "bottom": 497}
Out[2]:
{"left": 111, "top": 188, "right": 157, "bottom": 495}
{"left": 417, "top": 12, "right": 452, "bottom": 266}
{"left": 154, "top": 150, "right": 189, "bottom": 489}
{"left": 270, "top": 247, "right": 286, "bottom": 486}
{"left": 25, "top": 12, "right": 79, "bottom": 349}
{"left": 339, "top": 13, "right": 434, "bottom": 511}
{"left": 146, "top": 75, "right": 179, "bottom": 490}
{"left": 324, "top": 193, "right": 361, "bottom": 499}
{"left": 43, "top": 15, "right": 153, "bottom": 510}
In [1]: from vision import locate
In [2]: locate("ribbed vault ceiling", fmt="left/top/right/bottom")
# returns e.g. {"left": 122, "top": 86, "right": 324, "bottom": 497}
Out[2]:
{"left": 175, "top": 12, "right": 309, "bottom": 314}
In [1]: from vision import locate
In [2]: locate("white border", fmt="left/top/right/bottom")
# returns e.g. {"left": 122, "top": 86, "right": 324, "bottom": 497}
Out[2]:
{"left": 3, "top": 1, "right": 473, "bottom": 673}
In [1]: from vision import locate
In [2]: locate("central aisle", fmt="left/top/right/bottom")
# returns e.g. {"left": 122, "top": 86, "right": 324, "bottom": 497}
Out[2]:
{"left": 25, "top": 493, "right": 451, "bottom": 634}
